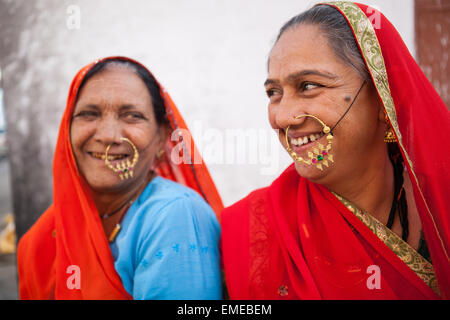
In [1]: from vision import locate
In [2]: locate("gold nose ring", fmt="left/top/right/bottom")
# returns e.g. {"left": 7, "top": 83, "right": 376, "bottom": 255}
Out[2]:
{"left": 104, "top": 137, "right": 139, "bottom": 180}
{"left": 284, "top": 114, "right": 334, "bottom": 171}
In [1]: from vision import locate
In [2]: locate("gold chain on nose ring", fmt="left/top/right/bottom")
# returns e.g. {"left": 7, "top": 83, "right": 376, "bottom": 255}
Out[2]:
{"left": 284, "top": 114, "right": 334, "bottom": 171}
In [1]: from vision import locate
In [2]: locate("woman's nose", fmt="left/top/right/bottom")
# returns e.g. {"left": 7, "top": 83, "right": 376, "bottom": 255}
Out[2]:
{"left": 272, "top": 98, "right": 307, "bottom": 130}
{"left": 94, "top": 116, "right": 122, "bottom": 145}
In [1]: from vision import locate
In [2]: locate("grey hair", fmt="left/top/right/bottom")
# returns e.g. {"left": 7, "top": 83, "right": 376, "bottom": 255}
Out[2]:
{"left": 275, "top": 4, "right": 370, "bottom": 81}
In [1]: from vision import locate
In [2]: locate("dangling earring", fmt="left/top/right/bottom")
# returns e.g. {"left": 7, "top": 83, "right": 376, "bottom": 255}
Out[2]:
{"left": 105, "top": 137, "right": 139, "bottom": 180}
{"left": 383, "top": 113, "right": 397, "bottom": 143}
{"left": 384, "top": 127, "right": 397, "bottom": 143}
{"left": 156, "top": 149, "right": 165, "bottom": 160}
{"left": 285, "top": 114, "right": 334, "bottom": 171}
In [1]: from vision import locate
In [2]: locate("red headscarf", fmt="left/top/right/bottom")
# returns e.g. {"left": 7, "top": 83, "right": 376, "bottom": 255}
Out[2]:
{"left": 17, "top": 56, "right": 223, "bottom": 299}
{"left": 221, "top": 2, "right": 449, "bottom": 299}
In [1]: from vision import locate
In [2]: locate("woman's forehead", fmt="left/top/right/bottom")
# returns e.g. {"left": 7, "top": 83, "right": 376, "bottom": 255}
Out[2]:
{"left": 76, "top": 67, "right": 151, "bottom": 104}
{"left": 268, "top": 24, "right": 345, "bottom": 80}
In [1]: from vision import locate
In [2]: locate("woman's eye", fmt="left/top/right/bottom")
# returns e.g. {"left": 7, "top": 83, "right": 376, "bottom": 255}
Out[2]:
{"left": 301, "top": 82, "right": 322, "bottom": 91}
{"left": 123, "top": 112, "right": 145, "bottom": 120}
{"left": 74, "top": 110, "right": 98, "bottom": 119}
{"left": 266, "top": 88, "right": 281, "bottom": 99}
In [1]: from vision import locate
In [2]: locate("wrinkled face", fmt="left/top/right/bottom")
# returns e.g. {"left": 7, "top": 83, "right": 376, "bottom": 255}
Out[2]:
{"left": 266, "top": 24, "right": 385, "bottom": 184}
{"left": 70, "top": 66, "right": 163, "bottom": 193}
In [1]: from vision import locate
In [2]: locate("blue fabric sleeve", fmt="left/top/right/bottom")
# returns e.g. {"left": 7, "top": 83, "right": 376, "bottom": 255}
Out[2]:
{"left": 132, "top": 196, "right": 222, "bottom": 300}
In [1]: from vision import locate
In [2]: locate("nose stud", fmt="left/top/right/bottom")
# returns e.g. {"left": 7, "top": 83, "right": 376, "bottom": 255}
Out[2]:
{"left": 285, "top": 114, "right": 334, "bottom": 170}
{"left": 105, "top": 137, "right": 139, "bottom": 180}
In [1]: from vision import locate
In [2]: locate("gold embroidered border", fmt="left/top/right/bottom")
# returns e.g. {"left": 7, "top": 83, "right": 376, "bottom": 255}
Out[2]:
{"left": 333, "top": 192, "right": 440, "bottom": 296}
{"left": 320, "top": 0, "right": 449, "bottom": 263}
{"left": 321, "top": 3, "right": 399, "bottom": 136}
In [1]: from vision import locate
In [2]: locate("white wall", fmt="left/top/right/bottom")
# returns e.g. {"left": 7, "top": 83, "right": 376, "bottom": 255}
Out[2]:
{"left": 140, "top": 0, "right": 414, "bottom": 206}
{"left": 0, "top": 0, "right": 415, "bottom": 207}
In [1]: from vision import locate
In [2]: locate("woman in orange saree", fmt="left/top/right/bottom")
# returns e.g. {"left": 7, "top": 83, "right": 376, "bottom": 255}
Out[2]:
{"left": 17, "top": 56, "right": 223, "bottom": 299}
{"left": 221, "top": 2, "right": 449, "bottom": 299}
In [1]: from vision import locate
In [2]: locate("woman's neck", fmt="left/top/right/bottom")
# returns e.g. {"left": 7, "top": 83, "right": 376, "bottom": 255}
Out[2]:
{"left": 90, "top": 171, "right": 155, "bottom": 217}
{"left": 329, "top": 150, "right": 395, "bottom": 224}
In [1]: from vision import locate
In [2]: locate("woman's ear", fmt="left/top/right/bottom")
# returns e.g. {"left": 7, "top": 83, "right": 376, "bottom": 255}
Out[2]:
{"left": 378, "top": 105, "right": 387, "bottom": 123}
{"left": 374, "top": 86, "right": 388, "bottom": 126}
{"left": 367, "top": 80, "right": 386, "bottom": 126}
{"left": 377, "top": 106, "right": 391, "bottom": 136}
{"left": 156, "top": 122, "right": 171, "bottom": 150}
{"left": 151, "top": 123, "right": 171, "bottom": 170}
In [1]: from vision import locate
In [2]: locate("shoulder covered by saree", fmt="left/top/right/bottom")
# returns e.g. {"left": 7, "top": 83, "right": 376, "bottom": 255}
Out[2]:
{"left": 17, "top": 206, "right": 56, "bottom": 299}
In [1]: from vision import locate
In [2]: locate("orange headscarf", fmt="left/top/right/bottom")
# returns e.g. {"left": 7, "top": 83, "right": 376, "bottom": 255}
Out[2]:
{"left": 17, "top": 56, "right": 223, "bottom": 299}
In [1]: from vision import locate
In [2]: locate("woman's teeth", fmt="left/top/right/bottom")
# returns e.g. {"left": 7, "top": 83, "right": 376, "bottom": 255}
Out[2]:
{"left": 290, "top": 133, "right": 323, "bottom": 146}
{"left": 91, "top": 152, "right": 127, "bottom": 161}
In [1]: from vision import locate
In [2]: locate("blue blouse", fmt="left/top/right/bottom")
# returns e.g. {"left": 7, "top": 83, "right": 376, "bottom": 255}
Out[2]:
{"left": 109, "top": 176, "right": 222, "bottom": 300}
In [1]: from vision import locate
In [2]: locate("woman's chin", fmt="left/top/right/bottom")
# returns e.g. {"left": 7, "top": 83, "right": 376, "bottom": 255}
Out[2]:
{"left": 293, "top": 161, "right": 331, "bottom": 182}
{"left": 85, "top": 176, "right": 130, "bottom": 194}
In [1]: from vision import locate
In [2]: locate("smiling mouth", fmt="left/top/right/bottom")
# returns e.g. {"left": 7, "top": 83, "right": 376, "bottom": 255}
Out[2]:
{"left": 89, "top": 152, "right": 129, "bottom": 161}
{"left": 289, "top": 132, "right": 324, "bottom": 148}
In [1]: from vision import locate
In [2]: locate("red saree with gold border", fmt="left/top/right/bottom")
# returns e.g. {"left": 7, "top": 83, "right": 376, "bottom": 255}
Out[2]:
{"left": 221, "top": 2, "right": 449, "bottom": 299}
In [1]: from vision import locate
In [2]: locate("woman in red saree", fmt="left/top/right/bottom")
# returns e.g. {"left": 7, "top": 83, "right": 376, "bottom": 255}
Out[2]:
{"left": 17, "top": 56, "right": 223, "bottom": 299}
{"left": 221, "top": 2, "right": 449, "bottom": 299}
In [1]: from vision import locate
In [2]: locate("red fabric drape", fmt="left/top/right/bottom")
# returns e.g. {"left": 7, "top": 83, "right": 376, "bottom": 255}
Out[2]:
{"left": 17, "top": 56, "right": 223, "bottom": 299}
{"left": 223, "top": 166, "right": 441, "bottom": 299}
{"left": 221, "top": 2, "right": 449, "bottom": 299}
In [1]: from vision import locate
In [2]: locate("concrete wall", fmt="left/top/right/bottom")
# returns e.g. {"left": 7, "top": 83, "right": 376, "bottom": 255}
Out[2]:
{"left": 0, "top": 0, "right": 415, "bottom": 237}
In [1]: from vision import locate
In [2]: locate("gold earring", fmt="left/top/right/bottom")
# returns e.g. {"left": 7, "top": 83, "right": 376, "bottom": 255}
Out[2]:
{"left": 383, "top": 113, "right": 397, "bottom": 143}
{"left": 156, "top": 149, "right": 165, "bottom": 159}
{"left": 285, "top": 115, "right": 334, "bottom": 171}
{"left": 105, "top": 137, "right": 139, "bottom": 180}
{"left": 384, "top": 127, "right": 397, "bottom": 143}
